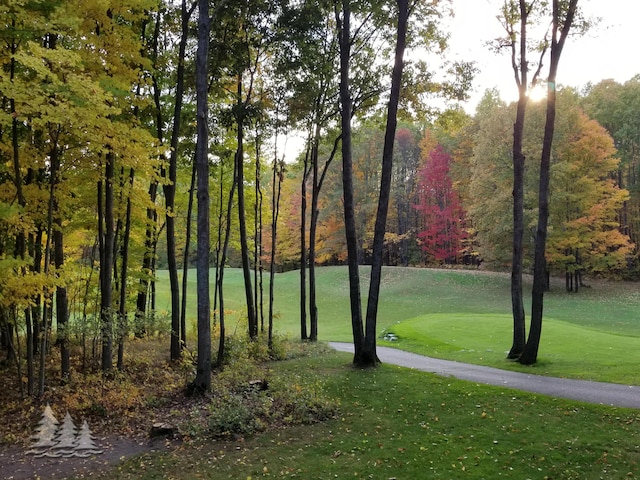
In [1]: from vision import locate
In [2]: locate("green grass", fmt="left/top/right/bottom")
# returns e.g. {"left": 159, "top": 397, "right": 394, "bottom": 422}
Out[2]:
{"left": 157, "top": 266, "right": 640, "bottom": 384}
{"left": 388, "top": 313, "right": 640, "bottom": 385}
{"left": 100, "top": 350, "right": 640, "bottom": 480}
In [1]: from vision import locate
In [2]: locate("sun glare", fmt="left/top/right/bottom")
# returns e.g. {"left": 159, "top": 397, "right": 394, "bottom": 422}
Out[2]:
{"left": 528, "top": 84, "right": 548, "bottom": 103}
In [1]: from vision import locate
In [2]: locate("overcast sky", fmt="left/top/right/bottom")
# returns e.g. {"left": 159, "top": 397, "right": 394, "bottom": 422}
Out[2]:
{"left": 448, "top": 0, "right": 639, "bottom": 110}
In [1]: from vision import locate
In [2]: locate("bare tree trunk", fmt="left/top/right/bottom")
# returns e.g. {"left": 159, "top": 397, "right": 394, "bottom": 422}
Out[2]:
{"left": 215, "top": 159, "right": 237, "bottom": 367}
{"left": 181, "top": 158, "right": 196, "bottom": 349}
{"left": 235, "top": 75, "right": 257, "bottom": 340}
{"left": 520, "top": 0, "right": 578, "bottom": 365}
{"left": 506, "top": 0, "right": 546, "bottom": 359}
{"left": 336, "top": 1, "right": 364, "bottom": 361}
{"left": 193, "top": 0, "right": 211, "bottom": 392}
{"left": 362, "top": 0, "right": 409, "bottom": 367}
{"left": 100, "top": 152, "right": 115, "bottom": 372}
{"left": 117, "top": 168, "right": 134, "bottom": 371}
{"left": 269, "top": 160, "right": 283, "bottom": 348}
{"left": 299, "top": 147, "right": 310, "bottom": 340}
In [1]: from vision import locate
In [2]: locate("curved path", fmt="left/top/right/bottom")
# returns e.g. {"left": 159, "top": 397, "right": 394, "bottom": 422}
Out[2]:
{"left": 329, "top": 342, "right": 640, "bottom": 409}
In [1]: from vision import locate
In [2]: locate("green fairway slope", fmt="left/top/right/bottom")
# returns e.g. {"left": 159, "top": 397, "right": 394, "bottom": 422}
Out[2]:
{"left": 387, "top": 313, "right": 640, "bottom": 385}
{"left": 156, "top": 266, "right": 640, "bottom": 383}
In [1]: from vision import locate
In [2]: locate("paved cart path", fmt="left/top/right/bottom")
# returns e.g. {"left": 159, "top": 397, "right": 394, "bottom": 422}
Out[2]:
{"left": 329, "top": 342, "right": 640, "bottom": 409}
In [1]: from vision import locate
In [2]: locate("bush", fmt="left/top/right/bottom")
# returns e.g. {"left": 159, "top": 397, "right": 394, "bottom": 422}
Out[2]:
{"left": 208, "top": 390, "right": 266, "bottom": 438}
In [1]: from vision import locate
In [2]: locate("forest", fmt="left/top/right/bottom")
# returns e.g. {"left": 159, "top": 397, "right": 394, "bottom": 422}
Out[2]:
{"left": 0, "top": 0, "right": 638, "bottom": 397}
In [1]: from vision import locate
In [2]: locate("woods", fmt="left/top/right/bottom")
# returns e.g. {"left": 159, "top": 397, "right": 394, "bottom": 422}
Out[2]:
{"left": 0, "top": 0, "right": 638, "bottom": 398}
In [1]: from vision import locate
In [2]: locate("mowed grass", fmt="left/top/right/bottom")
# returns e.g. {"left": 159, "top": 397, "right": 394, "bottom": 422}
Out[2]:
{"left": 101, "top": 350, "right": 640, "bottom": 480}
{"left": 157, "top": 266, "right": 640, "bottom": 384}
{"left": 111, "top": 268, "right": 640, "bottom": 479}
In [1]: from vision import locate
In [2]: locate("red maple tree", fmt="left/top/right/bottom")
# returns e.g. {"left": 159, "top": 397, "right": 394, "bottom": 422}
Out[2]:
{"left": 414, "top": 145, "right": 467, "bottom": 263}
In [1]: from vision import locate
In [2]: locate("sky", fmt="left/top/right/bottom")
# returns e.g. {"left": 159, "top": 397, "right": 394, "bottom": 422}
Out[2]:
{"left": 448, "top": 0, "right": 639, "bottom": 110}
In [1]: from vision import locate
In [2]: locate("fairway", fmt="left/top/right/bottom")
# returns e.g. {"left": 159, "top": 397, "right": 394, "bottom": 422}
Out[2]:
{"left": 156, "top": 266, "right": 640, "bottom": 384}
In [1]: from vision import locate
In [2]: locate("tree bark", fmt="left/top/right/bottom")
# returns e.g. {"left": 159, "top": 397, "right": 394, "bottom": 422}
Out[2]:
{"left": 507, "top": 0, "right": 534, "bottom": 359}
{"left": 269, "top": 160, "right": 283, "bottom": 348}
{"left": 215, "top": 158, "right": 237, "bottom": 367}
{"left": 235, "top": 75, "right": 257, "bottom": 340}
{"left": 362, "top": 0, "right": 409, "bottom": 367}
{"left": 299, "top": 148, "right": 310, "bottom": 340}
{"left": 181, "top": 157, "right": 196, "bottom": 349}
{"left": 100, "top": 151, "right": 115, "bottom": 372}
{"left": 520, "top": 0, "right": 578, "bottom": 365}
{"left": 193, "top": 0, "right": 211, "bottom": 392}
{"left": 336, "top": 0, "right": 365, "bottom": 362}
{"left": 117, "top": 168, "right": 134, "bottom": 371}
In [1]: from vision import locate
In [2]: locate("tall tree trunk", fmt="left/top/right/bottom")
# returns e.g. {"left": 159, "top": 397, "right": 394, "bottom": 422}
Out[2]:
{"left": 269, "top": 160, "right": 283, "bottom": 348}
{"left": 135, "top": 9, "right": 163, "bottom": 338}
{"left": 100, "top": 151, "right": 115, "bottom": 372}
{"left": 235, "top": 76, "right": 257, "bottom": 340}
{"left": 193, "top": 0, "right": 211, "bottom": 392}
{"left": 135, "top": 180, "right": 157, "bottom": 338}
{"left": 165, "top": 0, "right": 194, "bottom": 362}
{"left": 507, "top": 0, "right": 540, "bottom": 359}
{"left": 117, "top": 168, "right": 134, "bottom": 371}
{"left": 362, "top": 0, "right": 409, "bottom": 367}
{"left": 336, "top": 1, "right": 364, "bottom": 361}
{"left": 308, "top": 129, "right": 340, "bottom": 342}
{"left": 520, "top": 0, "right": 578, "bottom": 365}
{"left": 215, "top": 159, "right": 237, "bottom": 367}
{"left": 181, "top": 157, "right": 196, "bottom": 349}
{"left": 299, "top": 147, "right": 310, "bottom": 340}
{"left": 54, "top": 222, "right": 69, "bottom": 379}
{"left": 308, "top": 139, "right": 319, "bottom": 342}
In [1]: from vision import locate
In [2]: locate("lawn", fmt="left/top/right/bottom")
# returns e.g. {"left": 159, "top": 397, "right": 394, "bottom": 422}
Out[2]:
{"left": 83, "top": 266, "right": 640, "bottom": 479}
{"left": 157, "top": 266, "right": 640, "bottom": 384}
{"left": 99, "top": 349, "right": 640, "bottom": 480}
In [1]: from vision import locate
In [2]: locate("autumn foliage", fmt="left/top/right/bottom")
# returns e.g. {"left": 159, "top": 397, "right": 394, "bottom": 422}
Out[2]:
{"left": 414, "top": 145, "right": 467, "bottom": 263}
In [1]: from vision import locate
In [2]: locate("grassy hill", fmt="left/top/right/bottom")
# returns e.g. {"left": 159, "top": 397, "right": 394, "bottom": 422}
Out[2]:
{"left": 156, "top": 266, "right": 640, "bottom": 384}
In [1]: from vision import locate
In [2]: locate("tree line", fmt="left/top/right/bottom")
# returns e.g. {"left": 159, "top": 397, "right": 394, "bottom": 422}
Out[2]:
{"left": 0, "top": 0, "right": 634, "bottom": 395}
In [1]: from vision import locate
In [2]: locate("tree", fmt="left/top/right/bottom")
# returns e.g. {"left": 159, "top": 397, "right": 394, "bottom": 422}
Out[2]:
{"left": 583, "top": 77, "right": 640, "bottom": 276}
{"left": 519, "top": 0, "right": 579, "bottom": 365}
{"left": 547, "top": 111, "right": 633, "bottom": 288}
{"left": 494, "top": 0, "right": 549, "bottom": 359}
{"left": 414, "top": 145, "right": 467, "bottom": 263}
{"left": 361, "top": 0, "right": 411, "bottom": 366}
{"left": 193, "top": 0, "right": 211, "bottom": 392}
{"left": 335, "top": 0, "right": 365, "bottom": 361}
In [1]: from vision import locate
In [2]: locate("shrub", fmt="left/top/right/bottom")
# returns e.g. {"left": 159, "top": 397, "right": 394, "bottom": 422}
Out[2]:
{"left": 208, "top": 390, "right": 267, "bottom": 438}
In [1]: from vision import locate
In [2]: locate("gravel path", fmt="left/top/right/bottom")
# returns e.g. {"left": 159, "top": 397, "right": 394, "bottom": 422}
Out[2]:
{"left": 329, "top": 342, "right": 640, "bottom": 409}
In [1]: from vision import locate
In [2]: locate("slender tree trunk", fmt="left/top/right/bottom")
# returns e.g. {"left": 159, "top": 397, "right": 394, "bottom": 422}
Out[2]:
{"left": 180, "top": 158, "right": 196, "bottom": 349}
{"left": 336, "top": 1, "right": 364, "bottom": 361}
{"left": 362, "top": 0, "right": 409, "bottom": 366}
{"left": 235, "top": 76, "right": 257, "bottom": 340}
{"left": 508, "top": 0, "right": 532, "bottom": 359}
{"left": 310, "top": 133, "right": 340, "bottom": 341}
{"left": 165, "top": 0, "right": 194, "bottom": 360}
{"left": 299, "top": 147, "right": 310, "bottom": 340}
{"left": 216, "top": 159, "right": 237, "bottom": 367}
{"left": 117, "top": 168, "right": 134, "bottom": 371}
{"left": 269, "top": 160, "right": 283, "bottom": 348}
{"left": 135, "top": 181, "right": 158, "bottom": 338}
{"left": 135, "top": 11, "right": 162, "bottom": 338}
{"left": 54, "top": 223, "right": 69, "bottom": 379}
{"left": 100, "top": 152, "right": 115, "bottom": 372}
{"left": 254, "top": 139, "right": 263, "bottom": 334}
{"left": 509, "top": 96, "right": 527, "bottom": 359}
{"left": 193, "top": 0, "right": 211, "bottom": 392}
{"left": 308, "top": 139, "right": 319, "bottom": 342}
{"left": 520, "top": 0, "right": 578, "bottom": 365}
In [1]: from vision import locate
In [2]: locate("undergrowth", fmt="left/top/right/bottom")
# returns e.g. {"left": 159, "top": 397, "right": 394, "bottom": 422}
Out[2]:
{"left": 0, "top": 334, "right": 338, "bottom": 446}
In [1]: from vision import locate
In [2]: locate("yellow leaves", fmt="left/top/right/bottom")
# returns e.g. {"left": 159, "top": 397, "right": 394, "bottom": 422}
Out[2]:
{"left": 0, "top": 259, "right": 56, "bottom": 309}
